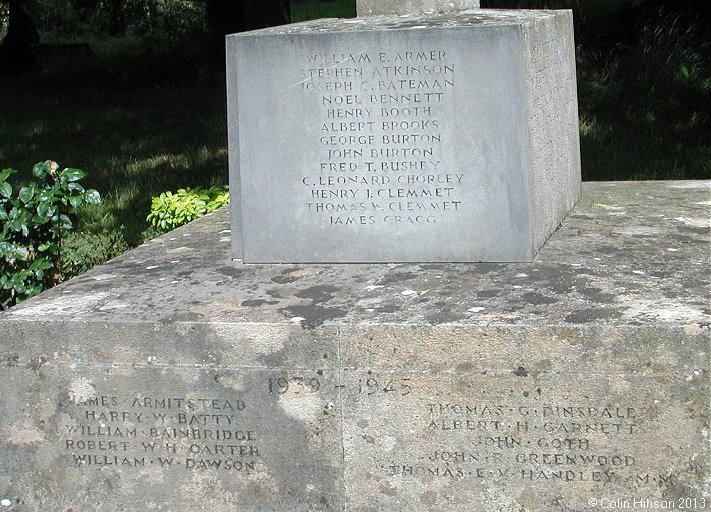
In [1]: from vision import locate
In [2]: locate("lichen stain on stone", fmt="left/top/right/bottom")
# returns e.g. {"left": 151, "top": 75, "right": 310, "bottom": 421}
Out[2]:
{"left": 4, "top": 424, "right": 44, "bottom": 445}
{"left": 240, "top": 299, "right": 278, "bottom": 307}
{"left": 565, "top": 308, "right": 621, "bottom": 324}
{"left": 236, "top": 462, "right": 279, "bottom": 496}
{"left": 419, "top": 490, "right": 438, "bottom": 506}
{"left": 216, "top": 266, "right": 244, "bottom": 279}
{"left": 646, "top": 360, "right": 673, "bottom": 382}
{"left": 456, "top": 362, "right": 474, "bottom": 373}
{"left": 213, "top": 324, "right": 289, "bottom": 356}
{"left": 625, "top": 301, "right": 706, "bottom": 324}
{"left": 162, "top": 311, "right": 204, "bottom": 323}
{"left": 8, "top": 291, "right": 110, "bottom": 317}
{"left": 279, "top": 305, "right": 347, "bottom": 328}
{"left": 266, "top": 288, "right": 284, "bottom": 299}
{"left": 425, "top": 311, "right": 462, "bottom": 325}
{"left": 278, "top": 394, "right": 322, "bottom": 421}
{"left": 37, "top": 387, "right": 60, "bottom": 421}
{"left": 683, "top": 324, "right": 708, "bottom": 337}
{"left": 361, "top": 434, "right": 376, "bottom": 444}
{"left": 513, "top": 366, "right": 531, "bottom": 377}
{"left": 295, "top": 285, "right": 340, "bottom": 304}
{"left": 271, "top": 268, "right": 316, "bottom": 284}
{"left": 39, "top": 456, "right": 72, "bottom": 486}
{"left": 379, "top": 271, "right": 418, "bottom": 285}
{"left": 379, "top": 483, "right": 398, "bottom": 496}
{"left": 179, "top": 470, "right": 234, "bottom": 510}
{"left": 271, "top": 274, "right": 300, "bottom": 284}
{"left": 675, "top": 216, "right": 711, "bottom": 229}
{"left": 67, "top": 377, "right": 96, "bottom": 401}
{"left": 516, "top": 490, "right": 540, "bottom": 511}
{"left": 521, "top": 292, "right": 559, "bottom": 305}
{"left": 380, "top": 435, "right": 397, "bottom": 452}
{"left": 685, "top": 369, "right": 706, "bottom": 385}
{"left": 578, "top": 287, "right": 616, "bottom": 304}
{"left": 534, "top": 359, "right": 553, "bottom": 372}
{"left": 375, "top": 305, "right": 401, "bottom": 314}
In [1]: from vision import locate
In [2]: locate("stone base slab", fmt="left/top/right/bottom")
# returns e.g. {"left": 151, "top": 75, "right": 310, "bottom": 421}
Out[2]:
{"left": 0, "top": 181, "right": 709, "bottom": 511}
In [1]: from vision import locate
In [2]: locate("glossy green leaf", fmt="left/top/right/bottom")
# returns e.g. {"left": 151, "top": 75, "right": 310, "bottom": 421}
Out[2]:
{"left": 36, "top": 202, "right": 49, "bottom": 218}
{"left": 67, "top": 182, "right": 85, "bottom": 193}
{"left": 0, "top": 182, "right": 12, "bottom": 199}
{"left": 18, "top": 186, "right": 35, "bottom": 204}
{"left": 32, "top": 162, "right": 49, "bottom": 179}
{"left": 61, "top": 168, "right": 85, "bottom": 183}
{"left": 29, "top": 258, "right": 53, "bottom": 271}
{"left": 36, "top": 188, "right": 55, "bottom": 202}
{"left": 0, "top": 168, "right": 16, "bottom": 183}
{"left": 59, "top": 214, "right": 73, "bottom": 230}
{"left": 84, "top": 189, "right": 101, "bottom": 205}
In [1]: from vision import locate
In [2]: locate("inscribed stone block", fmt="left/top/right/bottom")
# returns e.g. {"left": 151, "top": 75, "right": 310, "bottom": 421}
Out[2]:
{"left": 227, "top": 11, "right": 581, "bottom": 262}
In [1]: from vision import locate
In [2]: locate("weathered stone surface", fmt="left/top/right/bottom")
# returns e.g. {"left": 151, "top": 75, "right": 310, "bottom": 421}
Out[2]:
{"left": 1, "top": 366, "right": 342, "bottom": 511}
{"left": 357, "top": 0, "right": 480, "bottom": 16}
{"left": 227, "top": 11, "right": 581, "bottom": 262}
{"left": 0, "top": 181, "right": 709, "bottom": 511}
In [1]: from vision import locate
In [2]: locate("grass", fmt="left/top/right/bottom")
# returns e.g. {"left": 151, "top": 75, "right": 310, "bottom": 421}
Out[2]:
{"left": 0, "top": 0, "right": 358, "bottom": 253}
{"left": 578, "top": 112, "right": 710, "bottom": 181}
{"left": 577, "top": 61, "right": 711, "bottom": 181}
{"left": 292, "top": 0, "right": 356, "bottom": 21}
{"left": 575, "top": 4, "right": 710, "bottom": 181}
{"left": 0, "top": 35, "right": 228, "bottom": 249}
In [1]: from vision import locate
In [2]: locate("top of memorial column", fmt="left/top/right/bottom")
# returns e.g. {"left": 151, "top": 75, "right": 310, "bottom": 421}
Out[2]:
{"left": 356, "top": 0, "right": 481, "bottom": 17}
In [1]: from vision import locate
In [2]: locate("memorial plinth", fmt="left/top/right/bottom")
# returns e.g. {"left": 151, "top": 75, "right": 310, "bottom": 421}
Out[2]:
{"left": 0, "top": 181, "right": 709, "bottom": 511}
{"left": 227, "top": 11, "right": 581, "bottom": 263}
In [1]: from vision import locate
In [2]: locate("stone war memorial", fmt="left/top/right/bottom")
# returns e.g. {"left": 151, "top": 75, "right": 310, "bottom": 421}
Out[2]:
{"left": 0, "top": 2, "right": 709, "bottom": 512}
{"left": 227, "top": 8, "right": 581, "bottom": 262}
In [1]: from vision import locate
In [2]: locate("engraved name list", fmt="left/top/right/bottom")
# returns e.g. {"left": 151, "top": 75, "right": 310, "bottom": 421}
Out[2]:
{"left": 299, "top": 49, "right": 464, "bottom": 228}
{"left": 63, "top": 394, "right": 259, "bottom": 472}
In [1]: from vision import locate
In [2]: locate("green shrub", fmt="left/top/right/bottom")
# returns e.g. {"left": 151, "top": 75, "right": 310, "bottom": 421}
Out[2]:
{"left": 0, "top": 3, "right": 8, "bottom": 40}
{"left": 0, "top": 161, "right": 101, "bottom": 310}
{"left": 129, "top": 0, "right": 209, "bottom": 43}
{"left": 28, "top": 0, "right": 208, "bottom": 41}
{"left": 292, "top": 0, "right": 356, "bottom": 22}
{"left": 147, "top": 186, "right": 229, "bottom": 232}
{"left": 33, "top": 0, "right": 85, "bottom": 38}
{"left": 59, "top": 230, "right": 127, "bottom": 277}
{"left": 89, "top": 0, "right": 156, "bottom": 36}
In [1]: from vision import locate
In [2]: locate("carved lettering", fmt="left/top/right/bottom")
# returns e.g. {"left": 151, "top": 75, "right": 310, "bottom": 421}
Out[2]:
{"left": 376, "top": 393, "right": 651, "bottom": 487}
{"left": 62, "top": 393, "right": 258, "bottom": 473}
{"left": 299, "top": 48, "right": 464, "bottom": 228}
